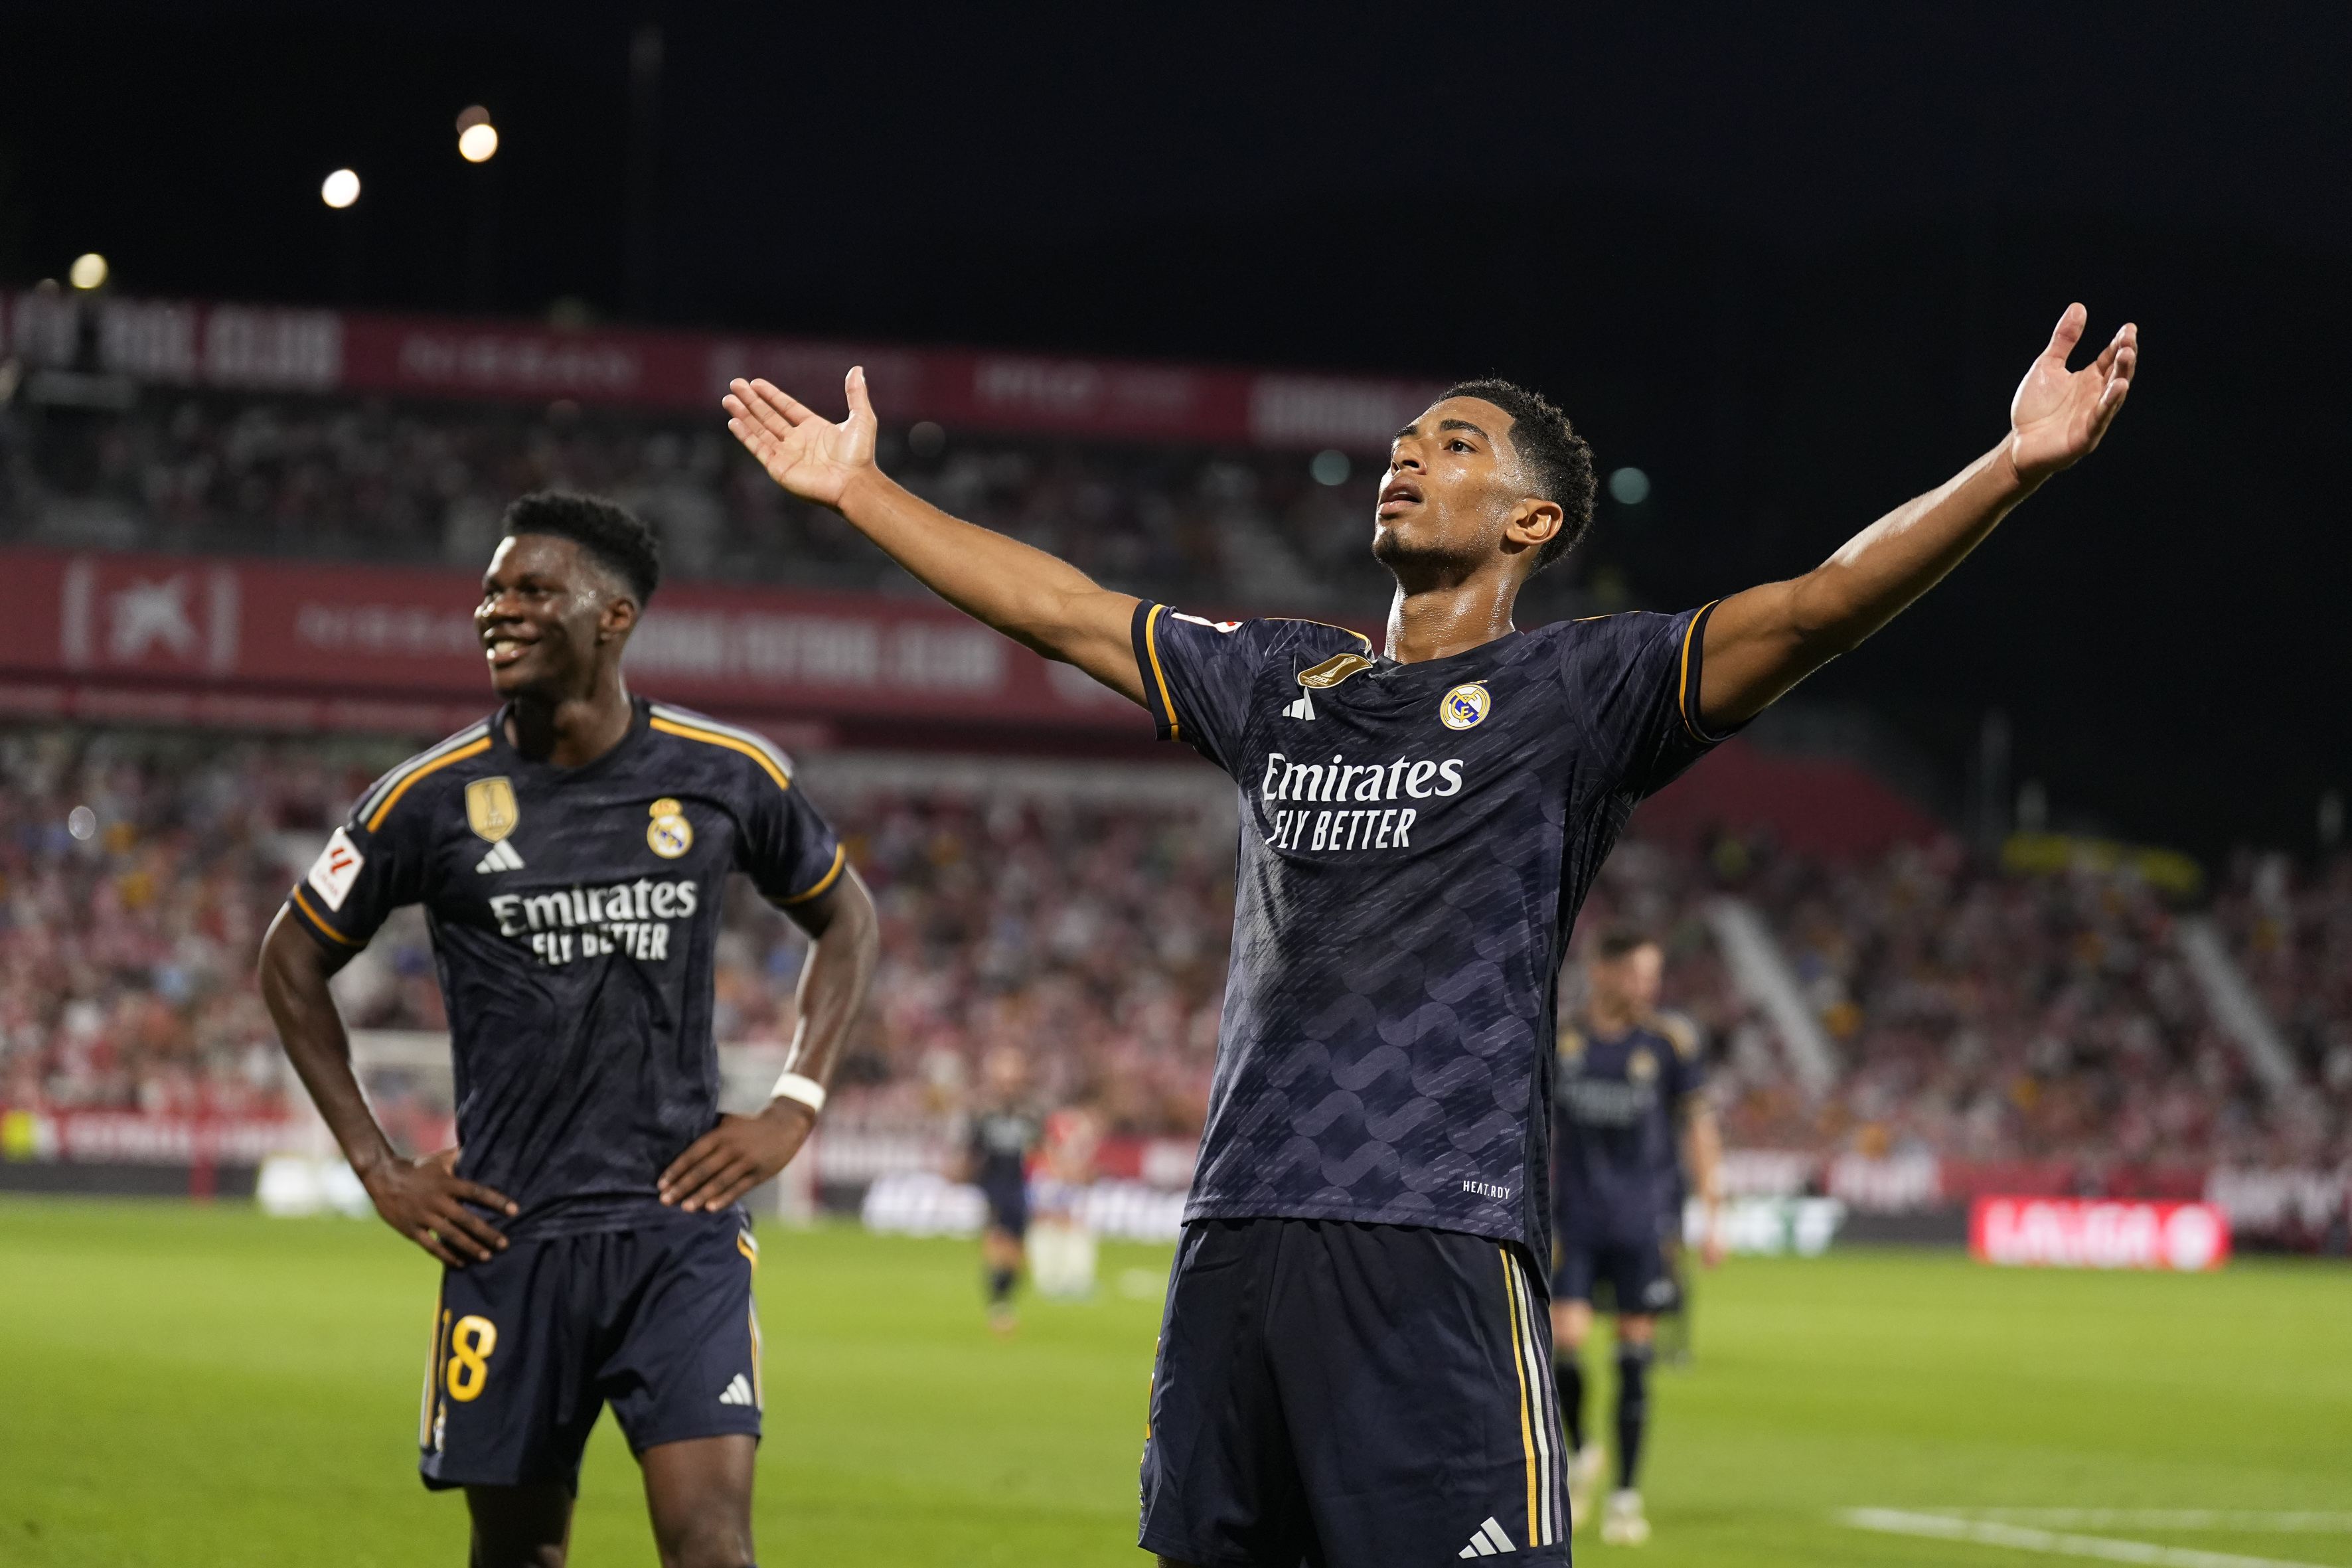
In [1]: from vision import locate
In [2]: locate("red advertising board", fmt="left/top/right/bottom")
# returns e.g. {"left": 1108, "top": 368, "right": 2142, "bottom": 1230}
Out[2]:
{"left": 3, "top": 290, "right": 1443, "bottom": 453}
{"left": 0, "top": 546, "right": 1159, "bottom": 742}
{"left": 1970, "top": 1197, "right": 2231, "bottom": 1271}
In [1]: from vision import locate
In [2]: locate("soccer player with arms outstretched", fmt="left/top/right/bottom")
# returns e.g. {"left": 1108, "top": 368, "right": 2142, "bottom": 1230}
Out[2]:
{"left": 724, "top": 304, "right": 2134, "bottom": 1566}
{"left": 259, "top": 495, "right": 878, "bottom": 1568}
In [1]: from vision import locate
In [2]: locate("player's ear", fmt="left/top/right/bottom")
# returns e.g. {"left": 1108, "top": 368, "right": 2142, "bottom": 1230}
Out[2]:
{"left": 599, "top": 593, "right": 640, "bottom": 643}
{"left": 1508, "top": 498, "right": 1564, "bottom": 555}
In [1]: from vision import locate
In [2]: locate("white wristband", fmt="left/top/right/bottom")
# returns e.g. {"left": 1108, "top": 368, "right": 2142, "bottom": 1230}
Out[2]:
{"left": 771, "top": 1072, "right": 826, "bottom": 1114}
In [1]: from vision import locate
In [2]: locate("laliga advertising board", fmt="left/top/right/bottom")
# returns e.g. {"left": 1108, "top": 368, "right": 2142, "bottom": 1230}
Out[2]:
{"left": 1971, "top": 1198, "right": 2231, "bottom": 1272}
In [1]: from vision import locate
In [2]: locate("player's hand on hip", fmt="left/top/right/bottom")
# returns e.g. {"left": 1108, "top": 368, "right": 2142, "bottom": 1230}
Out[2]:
{"left": 362, "top": 1146, "right": 517, "bottom": 1267}
{"left": 659, "top": 1103, "right": 816, "bottom": 1214}
{"left": 2005, "top": 303, "right": 2137, "bottom": 485}
{"left": 722, "top": 368, "right": 878, "bottom": 510}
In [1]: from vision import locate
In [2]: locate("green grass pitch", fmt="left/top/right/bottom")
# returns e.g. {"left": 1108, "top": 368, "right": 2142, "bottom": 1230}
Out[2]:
{"left": 3, "top": 1198, "right": 2347, "bottom": 1567}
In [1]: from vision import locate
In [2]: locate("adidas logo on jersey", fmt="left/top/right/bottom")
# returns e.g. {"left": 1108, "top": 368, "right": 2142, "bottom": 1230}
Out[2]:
{"left": 718, "top": 1373, "right": 755, "bottom": 1407}
{"left": 1282, "top": 688, "right": 1317, "bottom": 721}
{"left": 474, "top": 840, "right": 525, "bottom": 874}
{"left": 1458, "top": 1516, "right": 1518, "bottom": 1557}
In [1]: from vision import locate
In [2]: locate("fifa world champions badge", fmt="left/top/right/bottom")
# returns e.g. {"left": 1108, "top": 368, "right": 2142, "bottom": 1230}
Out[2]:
{"left": 465, "top": 777, "right": 519, "bottom": 842}
{"left": 647, "top": 797, "right": 694, "bottom": 858}
{"left": 1439, "top": 682, "right": 1490, "bottom": 730}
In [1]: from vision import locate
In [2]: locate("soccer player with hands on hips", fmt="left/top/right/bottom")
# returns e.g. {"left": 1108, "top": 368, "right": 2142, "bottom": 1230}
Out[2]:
{"left": 260, "top": 495, "right": 878, "bottom": 1568}
{"left": 725, "top": 303, "right": 2134, "bottom": 1566}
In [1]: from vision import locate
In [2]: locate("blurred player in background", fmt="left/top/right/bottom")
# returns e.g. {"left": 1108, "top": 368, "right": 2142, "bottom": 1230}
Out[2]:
{"left": 722, "top": 300, "right": 2134, "bottom": 1565}
{"left": 1551, "top": 926, "right": 1722, "bottom": 1544}
{"left": 961, "top": 1046, "right": 1044, "bottom": 1333}
{"left": 259, "top": 494, "right": 878, "bottom": 1568}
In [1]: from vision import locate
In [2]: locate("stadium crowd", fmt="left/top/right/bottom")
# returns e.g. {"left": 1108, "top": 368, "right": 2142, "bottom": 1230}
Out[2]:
{"left": 0, "top": 392, "right": 1597, "bottom": 621}
{"left": 1, "top": 724, "right": 2344, "bottom": 1174}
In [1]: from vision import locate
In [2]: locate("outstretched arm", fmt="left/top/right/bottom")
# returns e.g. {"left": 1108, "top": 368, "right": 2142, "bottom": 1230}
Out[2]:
{"left": 658, "top": 868, "right": 880, "bottom": 1213}
{"left": 724, "top": 372, "right": 1144, "bottom": 704}
{"left": 258, "top": 911, "right": 517, "bottom": 1265}
{"left": 1699, "top": 304, "right": 2137, "bottom": 728}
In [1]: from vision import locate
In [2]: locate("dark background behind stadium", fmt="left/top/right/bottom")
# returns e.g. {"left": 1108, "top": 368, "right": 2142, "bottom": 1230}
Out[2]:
{"left": 2, "top": 0, "right": 2341, "bottom": 860}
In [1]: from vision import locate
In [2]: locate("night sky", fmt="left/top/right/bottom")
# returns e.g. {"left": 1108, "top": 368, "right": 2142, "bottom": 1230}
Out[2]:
{"left": 4, "top": 2, "right": 2345, "bottom": 861}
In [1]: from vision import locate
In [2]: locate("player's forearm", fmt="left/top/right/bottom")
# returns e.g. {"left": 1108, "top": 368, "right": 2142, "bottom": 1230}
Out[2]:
{"left": 1701, "top": 444, "right": 2033, "bottom": 724}
{"left": 1685, "top": 1107, "right": 1723, "bottom": 1208}
{"left": 257, "top": 915, "right": 402, "bottom": 1176}
{"left": 779, "top": 870, "right": 878, "bottom": 1097}
{"left": 833, "top": 467, "right": 1144, "bottom": 698}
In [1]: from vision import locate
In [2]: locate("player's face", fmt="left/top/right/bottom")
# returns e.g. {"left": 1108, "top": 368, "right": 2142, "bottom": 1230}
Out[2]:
{"left": 476, "top": 534, "right": 633, "bottom": 700}
{"left": 1374, "top": 397, "right": 1560, "bottom": 581}
{"left": 1592, "top": 945, "right": 1664, "bottom": 1014}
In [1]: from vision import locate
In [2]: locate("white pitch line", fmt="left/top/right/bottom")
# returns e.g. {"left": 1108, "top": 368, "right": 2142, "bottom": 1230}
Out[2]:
{"left": 1964, "top": 1514, "right": 2352, "bottom": 1535}
{"left": 1839, "top": 1509, "right": 2342, "bottom": 1568}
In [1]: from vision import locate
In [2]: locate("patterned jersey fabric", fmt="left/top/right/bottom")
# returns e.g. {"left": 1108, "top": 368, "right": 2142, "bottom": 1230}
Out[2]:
{"left": 285, "top": 698, "right": 843, "bottom": 1237}
{"left": 1133, "top": 600, "right": 1731, "bottom": 1255}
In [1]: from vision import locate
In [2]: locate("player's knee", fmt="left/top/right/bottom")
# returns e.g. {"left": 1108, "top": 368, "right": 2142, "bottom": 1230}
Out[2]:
{"left": 651, "top": 1518, "right": 753, "bottom": 1568}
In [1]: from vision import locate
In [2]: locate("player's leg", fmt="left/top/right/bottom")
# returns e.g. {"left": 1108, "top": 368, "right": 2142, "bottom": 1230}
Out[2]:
{"left": 641, "top": 1435, "right": 757, "bottom": 1568}
{"left": 424, "top": 1241, "right": 603, "bottom": 1564}
{"left": 1599, "top": 1235, "right": 1668, "bottom": 1545}
{"left": 981, "top": 1221, "right": 1024, "bottom": 1332}
{"left": 463, "top": 1484, "right": 574, "bottom": 1568}
{"left": 600, "top": 1217, "right": 766, "bottom": 1565}
{"left": 1549, "top": 1246, "right": 1607, "bottom": 1529}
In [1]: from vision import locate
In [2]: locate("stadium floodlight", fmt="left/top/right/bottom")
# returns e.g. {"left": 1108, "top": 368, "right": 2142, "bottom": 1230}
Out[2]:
{"left": 1607, "top": 465, "right": 1652, "bottom": 506}
{"left": 1310, "top": 449, "right": 1352, "bottom": 486}
{"left": 68, "top": 253, "right": 108, "bottom": 291}
{"left": 457, "top": 105, "right": 499, "bottom": 163}
{"left": 321, "top": 169, "right": 362, "bottom": 209}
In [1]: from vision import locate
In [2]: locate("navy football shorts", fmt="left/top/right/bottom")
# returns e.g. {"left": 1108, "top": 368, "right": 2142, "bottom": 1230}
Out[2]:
{"left": 980, "top": 1177, "right": 1030, "bottom": 1240}
{"left": 417, "top": 1211, "right": 763, "bottom": 1492}
{"left": 1551, "top": 1233, "right": 1677, "bottom": 1316}
{"left": 1140, "top": 1217, "right": 1571, "bottom": 1567}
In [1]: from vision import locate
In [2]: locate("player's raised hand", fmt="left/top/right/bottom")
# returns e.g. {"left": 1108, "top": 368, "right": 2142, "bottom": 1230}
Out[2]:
{"left": 659, "top": 1102, "right": 817, "bottom": 1214}
{"left": 723, "top": 368, "right": 878, "bottom": 509}
{"left": 362, "top": 1146, "right": 516, "bottom": 1267}
{"left": 2007, "top": 304, "right": 2137, "bottom": 484}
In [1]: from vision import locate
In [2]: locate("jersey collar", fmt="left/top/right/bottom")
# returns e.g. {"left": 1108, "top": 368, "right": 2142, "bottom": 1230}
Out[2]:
{"left": 487, "top": 695, "right": 653, "bottom": 781}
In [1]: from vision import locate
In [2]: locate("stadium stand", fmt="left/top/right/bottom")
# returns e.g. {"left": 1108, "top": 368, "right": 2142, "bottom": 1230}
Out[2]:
{"left": 3, "top": 727, "right": 2342, "bottom": 1181}
{"left": 0, "top": 392, "right": 1597, "bottom": 622}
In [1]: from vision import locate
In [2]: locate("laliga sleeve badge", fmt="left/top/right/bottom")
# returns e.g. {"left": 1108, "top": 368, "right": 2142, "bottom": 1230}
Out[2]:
{"left": 647, "top": 797, "right": 694, "bottom": 859}
{"left": 1439, "top": 682, "right": 1490, "bottom": 730}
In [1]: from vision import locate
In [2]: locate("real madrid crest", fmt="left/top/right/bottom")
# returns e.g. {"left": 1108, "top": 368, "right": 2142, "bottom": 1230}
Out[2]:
{"left": 1628, "top": 1046, "right": 1659, "bottom": 1084}
{"left": 1439, "top": 682, "right": 1490, "bottom": 730}
{"left": 465, "top": 777, "right": 519, "bottom": 842}
{"left": 647, "top": 797, "right": 694, "bottom": 859}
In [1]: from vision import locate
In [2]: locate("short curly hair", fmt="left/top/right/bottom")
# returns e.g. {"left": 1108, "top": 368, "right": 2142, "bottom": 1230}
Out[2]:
{"left": 1442, "top": 378, "right": 1597, "bottom": 576}
{"left": 501, "top": 491, "right": 663, "bottom": 605}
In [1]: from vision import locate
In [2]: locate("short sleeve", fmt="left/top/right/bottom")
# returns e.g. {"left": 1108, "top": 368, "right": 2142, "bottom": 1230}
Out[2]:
{"left": 740, "top": 768, "right": 848, "bottom": 909}
{"left": 1661, "top": 1014, "right": 1707, "bottom": 1104}
{"left": 283, "top": 782, "right": 437, "bottom": 954}
{"left": 1131, "top": 603, "right": 1274, "bottom": 775}
{"left": 1560, "top": 601, "right": 1741, "bottom": 801}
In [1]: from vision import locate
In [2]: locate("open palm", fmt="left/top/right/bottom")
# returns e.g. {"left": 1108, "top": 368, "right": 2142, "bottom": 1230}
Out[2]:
{"left": 722, "top": 369, "right": 878, "bottom": 509}
{"left": 2009, "top": 304, "right": 2137, "bottom": 483}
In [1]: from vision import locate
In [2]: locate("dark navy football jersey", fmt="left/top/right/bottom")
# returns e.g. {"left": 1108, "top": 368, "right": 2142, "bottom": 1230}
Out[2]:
{"left": 967, "top": 1105, "right": 1044, "bottom": 1197}
{"left": 285, "top": 698, "right": 844, "bottom": 1238}
{"left": 1551, "top": 1013, "right": 1706, "bottom": 1245}
{"left": 1131, "top": 600, "right": 1732, "bottom": 1256}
